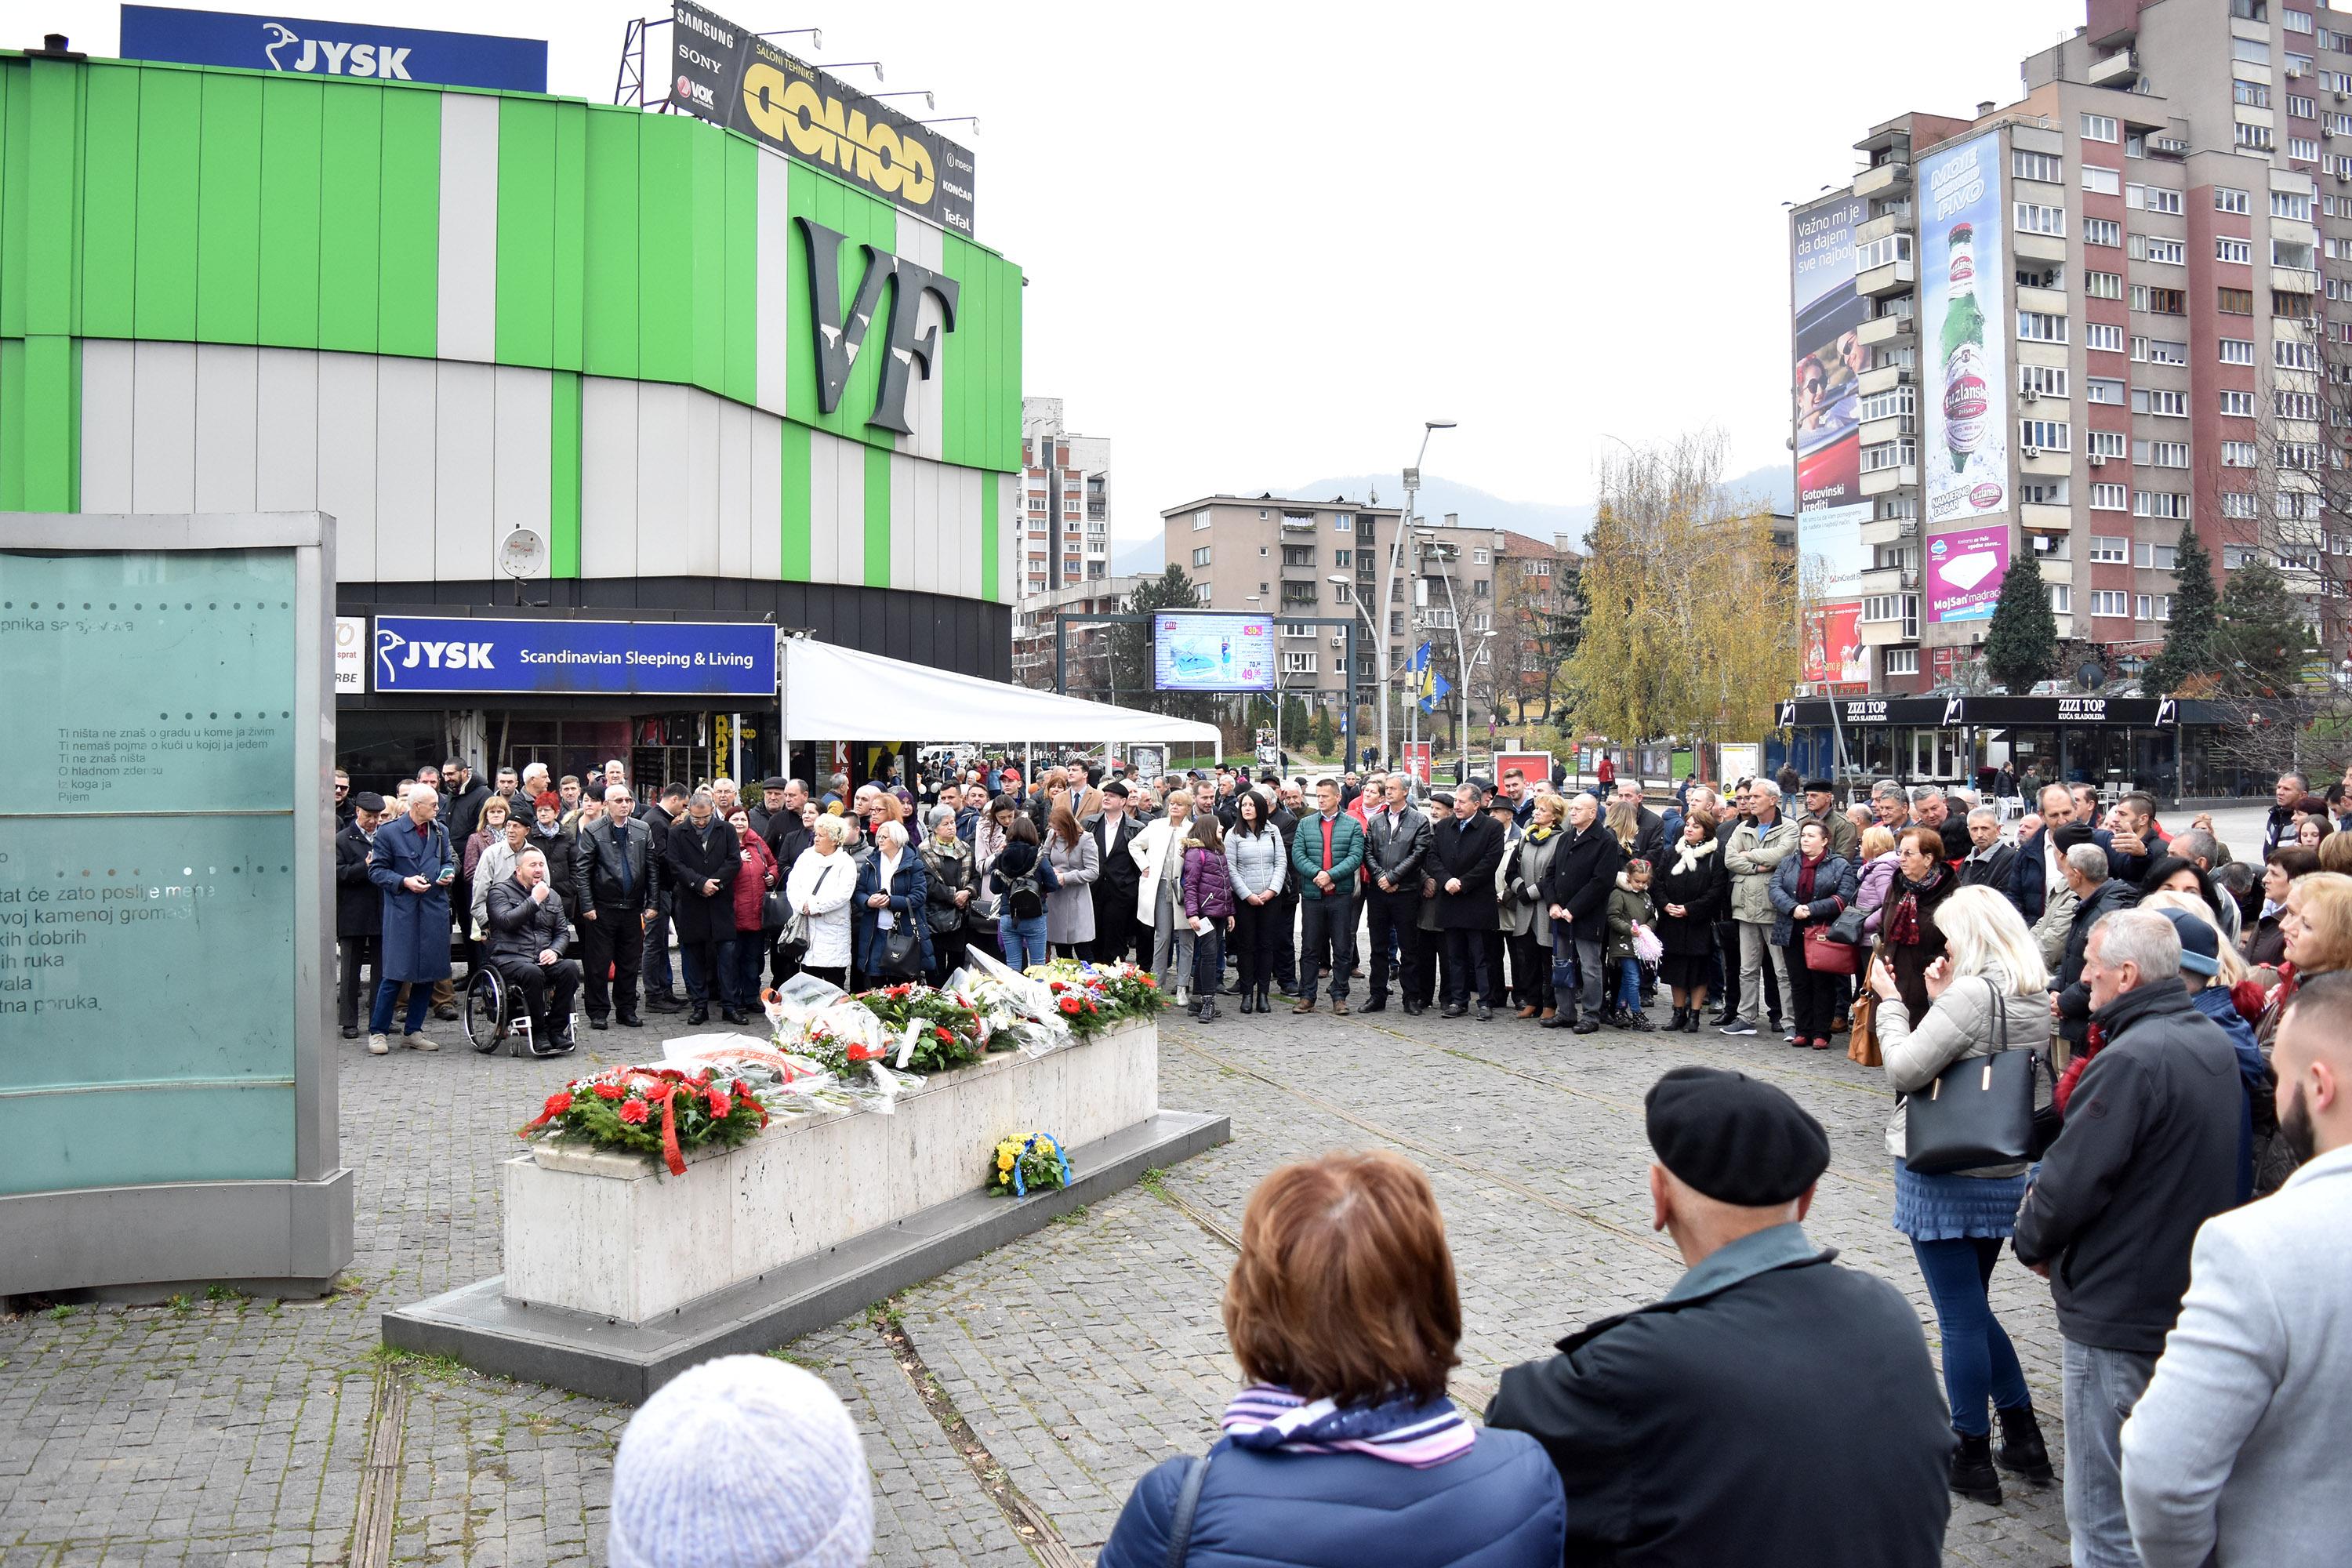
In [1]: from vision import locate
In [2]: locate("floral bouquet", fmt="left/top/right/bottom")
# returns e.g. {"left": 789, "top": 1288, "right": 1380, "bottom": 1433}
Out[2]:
{"left": 987, "top": 1130, "right": 1073, "bottom": 1197}
{"left": 797, "top": 1019, "right": 894, "bottom": 1084}
{"left": 519, "top": 1065, "right": 769, "bottom": 1177}
{"left": 852, "top": 982, "right": 989, "bottom": 1073}
{"left": 1022, "top": 958, "right": 1166, "bottom": 1036}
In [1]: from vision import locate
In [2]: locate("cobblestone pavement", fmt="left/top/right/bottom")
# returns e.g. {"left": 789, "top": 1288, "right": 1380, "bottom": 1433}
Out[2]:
{"left": 0, "top": 802, "right": 2264, "bottom": 1565}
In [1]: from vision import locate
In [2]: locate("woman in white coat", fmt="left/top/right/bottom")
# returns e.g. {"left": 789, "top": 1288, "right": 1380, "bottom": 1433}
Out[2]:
{"left": 783, "top": 815, "right": 860, "bottom": 986}
{"left": 1044, "top": 804, "right": 1100, "bottom": 960}
{"left": 1129, "top": 787, "right": 1197, "bottom": 1003}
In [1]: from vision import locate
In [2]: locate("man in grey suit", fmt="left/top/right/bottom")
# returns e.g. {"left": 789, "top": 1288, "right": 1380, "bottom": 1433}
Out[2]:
{"left": 2122, "top": 971, "right": 2352, "bottom": 1568}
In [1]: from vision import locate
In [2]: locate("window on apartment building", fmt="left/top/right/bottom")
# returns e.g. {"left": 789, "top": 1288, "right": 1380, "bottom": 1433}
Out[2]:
{"left": 2131, "top": 183, "right": 2187, "bottom": 212}
{"left": 2216, "top": 186, "right": 2252, "bottom": 214}
{"left": 1857, "top": 234, "right": 1914, "bottom": 270}
{"left": 2091, "top": 590, "right": 2130, "bottom": 618}
{"left": 2015, "top": 201, "right": 2067, "bottom": 235}
{"left": 2018, "top": 310, "right": 2068, "bottom": 342}
{"left": 2091, "top": 481, "right": 2129, "bottom": 510}
{"left": 2090, "top": 535, "right": 2129, "bottom": 563}
{"left": 2135, "top": 338, "right": 2188, "bottom": 364}
{"left": 2278, "top": 389, "right": 2322, "bottom": 419}
{"left": 1472, "top": 579, "right": 1491, "bottom": 598}
{"left": 2014, "top": 149, "right": 2062, "bottom": 182}
{"left": 2273, "top": 191, "right": 2314, "bottom": 221}
{"left": 2085, "top": 376, "right": 2125, "bottom": 405}
{"left": 2018, "top": 262, "right": 2064, "bottom": 291}
{"left": 1875, "top": 494, "right": 1918, "bottom": 520}
{"left": 2084, "top": 216, "right": 2122, "bottom": 247}
{"left": 2220, "top": 390, "right": 2256, "bottom": 416}
{"left": 2019, "top": 365, "right": 2069, "bottom": 397}
{"left": 1860, "top": 594, "right": 1909, "bottom": 623}
{"left": 2049, "top": 585, "right": 2074, "bottom": 615}
{"left": 2086, "top": 322, "right": 2125, "bottom": 353}
{"left": 2150, "top": 441, "right": 2190, "bottom": 466}
{"left": 2019, "top": 481, "right": 2067, "bottom": 506}
{"left": 2281, "top": 441, "right": 2324, "bottom": 470}
{"left": 2135, "top": 542, "right": 2180, "bottom": 571}
{"left": 2234, "top": 38, "right": 2270, "bottom": 66}
{"left": 2275, "top": 238, "right": 2318, "bottom": 270}
{"left": 1861, "top": 440, "right": 1918, "bottom": 472}
{"left": 2286, "top": 7, "right": 2315, "bottom": 33}
{"left": 2223, "top": 440, "right": 2259, "bottom": 466}
{"left": 1282, "top": 652, "right": 1317, "bottom": 674}
{"left": 2137, "top": 593, "right": 2174, "bottom": 622}
{"left": 2220, "top": 337, "right": 2256, "bottom": 364}
{"left": 2132, "top": 387, "right": 2189, "bottom": 416}
{"left": 1331, "top": 582, "right": 1352, "bottom": 604}
{"left": 2020, "top": 419, "right": 2071, "bottom": 451}
{"left": 1192, "top": 510, "right": 1212, "bottom": 531}
{"left": 2131, "top": 285, "right": 2187, "bottom": 314}
{"left": 2136, "top": 492, "right": 2190, "bottom": 518}
{"left": 1194, "top": 583, "right": 1214, "bottom": 604}
{"left": 2292, "top": 136, "right": 2323, "bottom": 160}
{"left": 1522, "top": 558, "right": 1552, "bottom": 577}
{"left": 2222, "top": 492, "right": 2259, "bottom": 520}
{"left": 2088, "top": 430, "right": 2129, "bottom": 458}
{"left": 1860, "top": 387, "right": 1918, "bottom": 423}
{"left": 1334, "top": 550, "right": 1351, "bottom": 568}
{"left": 2277, "top": 339, "right": 2320, "bottom": 369}
{"left": 1470, "top": 548, "right": 1490, "bottom": 565}
{"left": 2217, "top": 287, "right": 2255, "bottom": 314}
{"left": 2082, "top": 165, "right": 2122, "bottom": 194}
{"left": 1332, "top": 513, "right": 1353, "bottom": 534}
{"left": 2291, "top": 89, "right": 2318, "bottom": 114}
{"left": 2085, "top": 270, "right": 2122, "bottom": 299}
{"left": 1884, "top": 648, "right": 1920, "bottom": 677}
{"left": 2082, "top": 113, "right": 2119, "bottom": 141}
{"left": 1191, "top": 546, "right": 1212, "bottom": 568}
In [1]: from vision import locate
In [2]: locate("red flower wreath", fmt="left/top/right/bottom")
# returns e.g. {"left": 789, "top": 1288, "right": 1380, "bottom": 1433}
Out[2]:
{"left": 617, "top": 1099, "right": 651, "bottom": 1125}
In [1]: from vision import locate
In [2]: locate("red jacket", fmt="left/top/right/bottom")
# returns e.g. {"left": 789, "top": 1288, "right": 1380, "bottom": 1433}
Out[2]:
{"left": 731, "top": 828, "right": 779, "bottom": 931}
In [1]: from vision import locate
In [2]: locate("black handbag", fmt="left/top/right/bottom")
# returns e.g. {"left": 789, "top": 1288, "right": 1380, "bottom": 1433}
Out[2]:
{"left": 1902, "top": 978, "right": 2045, "bottom": 1175}
{"left": 1824, "top": 902, "right": 1871, "bottom": 946}
{"left": 761, "top": 886, "right": 793, "bottom": 932}
{"left": 877, "top": 916, "right": 924, "bottom": 977}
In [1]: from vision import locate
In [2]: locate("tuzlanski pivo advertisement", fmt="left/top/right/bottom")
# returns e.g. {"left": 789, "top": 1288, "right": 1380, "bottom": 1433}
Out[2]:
{"left": 1921, "top": 132, "right": 2008, "bottom": 530}
{"left": 668, "top": 0, "right": 976, "bottom": 237}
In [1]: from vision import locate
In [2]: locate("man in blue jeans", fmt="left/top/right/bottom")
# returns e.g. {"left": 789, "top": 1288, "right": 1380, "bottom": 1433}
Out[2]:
{"left": 1288, "top": 777, "right": 1364, "bottom": 1015}
{"left": 2013, "top": 911, "right": 2242, "bottom": 1568}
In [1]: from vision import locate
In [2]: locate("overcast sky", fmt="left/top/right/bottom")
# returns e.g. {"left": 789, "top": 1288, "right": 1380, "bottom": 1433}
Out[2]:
{"left": 46, "top": 0, "right": 2080, "bottom": 546}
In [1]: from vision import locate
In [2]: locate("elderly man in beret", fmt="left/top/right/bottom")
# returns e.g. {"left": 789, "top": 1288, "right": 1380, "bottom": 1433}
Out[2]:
{"left": 1487, "top": 1067, "right": 1952, "bottom": 1566}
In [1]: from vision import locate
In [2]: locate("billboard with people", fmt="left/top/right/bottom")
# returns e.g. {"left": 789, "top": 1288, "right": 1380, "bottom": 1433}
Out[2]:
{"left": 1791, "top": 191, "right": 1871, "bottom": 688}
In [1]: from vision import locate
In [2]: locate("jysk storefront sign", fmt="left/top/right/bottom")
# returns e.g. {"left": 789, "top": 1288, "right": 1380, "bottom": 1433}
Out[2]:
{"left": 118, "top": 5, "right": 549, "bottom": 92}
{"left": 669, "top": 0, "right": 977, "bottom": 237}
{"left": 372, "top": 617, "right": 777, "bottom": 698}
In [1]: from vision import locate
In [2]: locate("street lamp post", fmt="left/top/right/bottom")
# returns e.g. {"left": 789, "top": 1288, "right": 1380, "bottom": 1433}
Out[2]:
{"left": 1375, "top": 421, "right": 1454, "bottom": 770}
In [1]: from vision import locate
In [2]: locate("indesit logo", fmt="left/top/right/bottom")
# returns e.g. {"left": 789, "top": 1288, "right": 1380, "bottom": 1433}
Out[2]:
{"left": 260, "top": 21, "right": 415, "bottom": 79}
{"left": 377, "top": 627, "right": 494, "bottom": 686}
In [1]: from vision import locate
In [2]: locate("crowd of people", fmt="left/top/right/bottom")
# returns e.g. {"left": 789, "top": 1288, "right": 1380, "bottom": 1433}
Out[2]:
{"left": 334, "top": 749, "right": 2352, "bottom": 1566}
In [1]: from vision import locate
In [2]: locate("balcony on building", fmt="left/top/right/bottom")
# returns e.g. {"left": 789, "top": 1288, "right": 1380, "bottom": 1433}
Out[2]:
{"left": 1857, "top": 564, "right": 1918, "bottom": 597}
{"left": 1859, "top": 255, "right": 1915, "bottom": 297}
{"left": 1857, "top": 311, "right": 1915, "bottom": 352}
{"left": 2088, "top": 46, "right": 2137, "bottom": 85}
{"left": 1859, "top": 512, "right": 1918, "bottom": 547}
{"left": 2014, "top": 229, "right": 2065, "bottom": 264}
{"left": 2016, "top": 284, "right": 2069, "bottom": 317}
{"left": 1855, "top": 210, "right": 1913, "bottom": 248}
{"left": 1857, "top": 619, "right": 1914, "bottom": 648}
{"left": 1858, "top": 439, "right": 1918, "bottom": 495}
{"left": 1854, "top": 159, "right": 1911, "bottom": 201}
{"left": 2020, "top": 502, "right": 2071, "bottom": 534}
{"left": 2273, "top": 265, "right": 2318, "bottom": 294}
{"left": 2020, "top": 446, "right": 2072, "bottom": 477}
{"left": 1279, "top": 511, "right": 1319, "bottom": 532}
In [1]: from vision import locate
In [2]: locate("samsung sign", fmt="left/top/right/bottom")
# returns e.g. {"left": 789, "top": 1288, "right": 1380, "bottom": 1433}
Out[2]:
{"left": 118, "top": 5, "right": 548, "bottom": 93}
{"left": 372, "top": 617, "right": 776, "bottom": 698}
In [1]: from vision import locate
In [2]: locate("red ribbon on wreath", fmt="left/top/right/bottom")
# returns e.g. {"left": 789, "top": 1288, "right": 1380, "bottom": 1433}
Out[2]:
{"left": 654, "top": 1080, "right": 688, "bottom": 1176}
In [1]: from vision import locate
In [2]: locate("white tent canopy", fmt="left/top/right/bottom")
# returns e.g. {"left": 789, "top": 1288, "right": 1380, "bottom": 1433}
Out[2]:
{"left": 776, "top": 637, "right": 1220, "bottom": 745}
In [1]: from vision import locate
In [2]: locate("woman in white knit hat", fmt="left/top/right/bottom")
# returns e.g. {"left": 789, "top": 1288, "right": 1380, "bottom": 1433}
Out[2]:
{"left": 608, "top": 1356, "right": 873, "bottom": 1568}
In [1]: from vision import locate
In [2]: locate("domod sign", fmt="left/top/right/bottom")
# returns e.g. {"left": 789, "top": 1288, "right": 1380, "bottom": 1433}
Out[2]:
{"left": 668, "top": 0, "right": 978, "bottom": 238}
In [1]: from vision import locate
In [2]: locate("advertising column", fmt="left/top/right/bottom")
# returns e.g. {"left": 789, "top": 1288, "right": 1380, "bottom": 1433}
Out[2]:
{"left": 1790, "top": 192, "right": 1872, "bottom": 690}
{"left": 1920, "top": 132, "right": 2013, "bottom": 624}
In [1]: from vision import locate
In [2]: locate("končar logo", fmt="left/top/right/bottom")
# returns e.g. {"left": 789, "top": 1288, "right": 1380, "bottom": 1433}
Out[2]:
{"left": 262, "top": 20, "right": 413, "bottom": 78}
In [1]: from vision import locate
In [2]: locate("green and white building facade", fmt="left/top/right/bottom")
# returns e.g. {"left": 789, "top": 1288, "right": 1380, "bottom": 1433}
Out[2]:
{"left": 0, "top": 45, "right": 1024, "bottom": 782}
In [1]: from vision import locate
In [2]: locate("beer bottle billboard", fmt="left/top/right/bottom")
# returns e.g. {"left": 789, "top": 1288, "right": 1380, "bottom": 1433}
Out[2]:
{"left": 1940, "top": 222, "right": 1988, "bottom": 474}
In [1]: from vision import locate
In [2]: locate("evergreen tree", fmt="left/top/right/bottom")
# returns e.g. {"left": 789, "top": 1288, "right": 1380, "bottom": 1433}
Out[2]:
{"left": 1309, "top": 705, "right": 1335, "bottom": 757}
{"left": 1982, "top": 548, "right": 2060, "bottom": 695}
{"left": 2212, "top": 556, "right": 2311, "bottom": 696}
{"left": 2140, "top": 521, "right": 2218, "bottom": 695}
{"left": 1280, "top": 693, "right": 1309, "bottom": 748}
{"left": 1108, "top": 566, "right": 1211, "bottom": 720}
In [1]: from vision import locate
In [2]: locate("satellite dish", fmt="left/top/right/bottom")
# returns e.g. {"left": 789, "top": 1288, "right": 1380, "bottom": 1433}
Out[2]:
{"left": 499, "top": 527, "right": 548, "bottom": 581}
{"left": 2076, "top": 662, "right": 2105, "bottom": 690}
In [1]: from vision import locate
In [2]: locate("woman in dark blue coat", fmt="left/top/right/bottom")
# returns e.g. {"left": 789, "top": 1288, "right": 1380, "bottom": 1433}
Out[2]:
{"left": 852, "top": 818, "right": 932, "bottom": 984}
{"left": 1097, "top": 1151, "right": 1564, "bottom": 1568}
{"left": 1768, "top": 819, "right": 1857, "bottom": 1051}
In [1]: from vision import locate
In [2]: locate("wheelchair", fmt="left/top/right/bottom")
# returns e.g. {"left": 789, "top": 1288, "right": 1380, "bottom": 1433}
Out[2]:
{"left": 463, "top": 964, "right": 578, "bottom": 1058}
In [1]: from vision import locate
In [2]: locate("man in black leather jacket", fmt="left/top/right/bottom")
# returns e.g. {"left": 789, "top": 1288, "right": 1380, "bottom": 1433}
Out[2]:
{"left": 486, "top": 848, "right": 581, "bottom": 1049}
{"left": 1363, "top": 775, "right": 1435, "bottom": 1014}
{"left": 573, "top": 783, "right": 657, "bottom": 1030}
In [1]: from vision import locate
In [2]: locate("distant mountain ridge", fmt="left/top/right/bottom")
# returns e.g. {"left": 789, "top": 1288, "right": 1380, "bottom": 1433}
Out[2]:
{"left": 1109, "top": 465, "right": 1794, "bottom": 576}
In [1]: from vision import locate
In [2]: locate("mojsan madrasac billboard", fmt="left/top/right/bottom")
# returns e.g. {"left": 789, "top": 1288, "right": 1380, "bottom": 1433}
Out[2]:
{"left": 1920, "top": 130, "right": 2011, "bottom": 622}
{"left": 1790, "top": 190, "right": 1871, "bottom": 688}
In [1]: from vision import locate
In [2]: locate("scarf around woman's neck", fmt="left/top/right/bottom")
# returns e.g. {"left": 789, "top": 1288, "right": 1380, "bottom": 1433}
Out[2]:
{"left": 1887, "top": 866, "right": 1943, "bottom": 947}
{"left": 1669, "top": 836, "right": 1716, "bottom": 877}
{"left": 1220, "top": 1383, "right": 1474, "bottom": 1468}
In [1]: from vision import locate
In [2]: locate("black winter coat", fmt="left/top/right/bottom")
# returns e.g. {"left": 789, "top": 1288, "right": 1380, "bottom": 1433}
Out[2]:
{"left": 485, "top": 877, "right": 572, "bottom": 964}
{"left": 1487, "top": 1242, "right": 1951, "bottom": 1568}
{"left": 1540, "top": 822, "right": 1625, "bottom": 937}
{"left": 336, "top": 821, "right": 380, "bottom": 937}
{"left": 2055, "top": 878, "right": 2140, "bottom": 1044}
{"left": 1425, "top": 812, "right": 1505, "bottom": 929}
{"left": 1650, "top": 840, "right": 1727, "bottom": 956}
{"left": 524, "top": 823, "right": 576, "bottom": 909}
{"left": 662, "top": 816, "right": 742, "bottom": 943}
{"left": 575, "top": 816, "right": 657, "bottom": 914}
{"left": 2013, "top": 982, "right": 2246, "bottom": 1353}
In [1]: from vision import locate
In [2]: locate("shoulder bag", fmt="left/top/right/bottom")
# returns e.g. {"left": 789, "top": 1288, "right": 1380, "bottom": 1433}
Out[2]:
{"left": 1846, "top": 942, "right": 1886, "bottom": 1067}
{"left": 1901, "top": 977, "right": 2043, "bottom": 1174}
{"left": 1164, "top": 1451, "right": 1212, "bottom": 1568}
{"left": 1824, "top": 901, "right": 1871, "bottom": 947}
{"left": 1803, "top": 920, "right": 1864, "bottom": 975}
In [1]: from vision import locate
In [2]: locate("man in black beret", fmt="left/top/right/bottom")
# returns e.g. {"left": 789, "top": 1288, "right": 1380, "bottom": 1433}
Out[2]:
{"left": 1488, "top": 1066, "right": 1952, "bottom": 1567}
{"left": 1799, "top": 778, "right": 1860, "bottom": 862}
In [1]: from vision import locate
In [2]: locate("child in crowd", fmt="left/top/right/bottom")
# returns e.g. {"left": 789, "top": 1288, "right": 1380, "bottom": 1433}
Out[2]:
{"left": 1606, "top": 857, "right": 1657, "bottom": 1032}
{"left": 1181, "top": 815, "right": 1235, "bottom": 1023}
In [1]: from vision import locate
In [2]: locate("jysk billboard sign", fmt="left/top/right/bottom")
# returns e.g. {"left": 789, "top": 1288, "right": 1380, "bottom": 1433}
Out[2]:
{"left": 118, "top": 5, "right": 549, "bottom": 92}
{"left": 669, "top": 0, "right": 977, "bottom": 238}
{"left": 372, "top": 617, "right": 777, "bottom": 698}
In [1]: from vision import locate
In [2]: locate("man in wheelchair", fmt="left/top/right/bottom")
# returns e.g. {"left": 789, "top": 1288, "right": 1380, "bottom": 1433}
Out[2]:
{"left": 485, "top": 848, "right": 583, "bottom": 1052}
